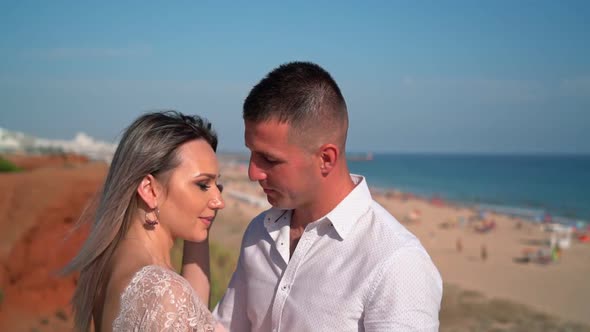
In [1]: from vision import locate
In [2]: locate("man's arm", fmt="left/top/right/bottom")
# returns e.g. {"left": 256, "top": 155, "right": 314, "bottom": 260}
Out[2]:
{"left": 181, "top": 239, "right": 211, "bottom": 306}
{"left": 364, "top": 246, "right": 443, "bottom": 331}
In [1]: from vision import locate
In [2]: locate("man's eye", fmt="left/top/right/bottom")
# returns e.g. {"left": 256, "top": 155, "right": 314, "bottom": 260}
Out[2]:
{"left": 263, "top": 156, "right": 278, "bottom": 164}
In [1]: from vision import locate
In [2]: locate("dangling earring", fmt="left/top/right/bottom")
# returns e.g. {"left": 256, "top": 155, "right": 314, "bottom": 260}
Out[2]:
{"left": 145, "top": 207, "right": 160, "bottom": 226}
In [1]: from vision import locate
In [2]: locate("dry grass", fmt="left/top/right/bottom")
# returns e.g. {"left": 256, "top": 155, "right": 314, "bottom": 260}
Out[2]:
{"left": 440, "top": 284, "right": 590, "bottom": 332}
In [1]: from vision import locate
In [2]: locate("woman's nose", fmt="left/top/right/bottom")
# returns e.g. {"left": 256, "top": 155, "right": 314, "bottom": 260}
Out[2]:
{"left": 209, "top": 195, "right": 225, "bottom": 210}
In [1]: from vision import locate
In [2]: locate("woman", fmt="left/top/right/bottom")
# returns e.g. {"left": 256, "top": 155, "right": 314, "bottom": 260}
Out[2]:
{"left": 64, "top": 111, "right": 225, "bottom": 331}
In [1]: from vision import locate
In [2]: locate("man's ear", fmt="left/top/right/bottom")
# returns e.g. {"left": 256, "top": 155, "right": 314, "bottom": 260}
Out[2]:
{"left": 318, "top": 144, "right": 339, "bottom": 176}
{"left": 137, "top": 174, "right": 160, "bottom": 209}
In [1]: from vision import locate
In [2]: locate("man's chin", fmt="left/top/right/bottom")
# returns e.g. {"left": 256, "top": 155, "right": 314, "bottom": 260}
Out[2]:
{"left": 266, "top": 196, "right": 280, "bottom": 207}
{"left": 266, "top": 197, "right": 295, "bottom": 210}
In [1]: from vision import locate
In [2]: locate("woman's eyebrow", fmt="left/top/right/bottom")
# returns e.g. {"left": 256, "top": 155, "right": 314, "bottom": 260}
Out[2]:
{"left": 191, "top": 173, "right": 219, "bottom": 179}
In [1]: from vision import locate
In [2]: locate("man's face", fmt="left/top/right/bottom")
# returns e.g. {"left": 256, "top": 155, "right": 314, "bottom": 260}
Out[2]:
{"left": 244, "top": 120, "right": 318, "bottom": 210}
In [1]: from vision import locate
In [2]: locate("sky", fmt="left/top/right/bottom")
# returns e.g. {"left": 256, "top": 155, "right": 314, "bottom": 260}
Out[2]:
{"left": 1, "top": 1, "right": 589, "bottom": 154}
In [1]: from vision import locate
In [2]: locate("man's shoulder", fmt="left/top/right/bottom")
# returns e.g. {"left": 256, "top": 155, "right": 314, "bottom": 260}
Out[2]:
{"left": 363, "top": 200, "right": 425, "bottom": 252}
{"left": 364, "top": 201, "right": 441, "bottom": 282}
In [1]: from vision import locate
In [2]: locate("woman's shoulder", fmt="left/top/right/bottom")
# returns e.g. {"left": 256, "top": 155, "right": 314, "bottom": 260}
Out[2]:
{"left": 114, "top": 265, "right": 216, "bottom": 331}
{"left": 123, "top": 265, "right": 192, "bottom": 299}
{"left": 129, "top": 264, "right": 180, "bottom": 283}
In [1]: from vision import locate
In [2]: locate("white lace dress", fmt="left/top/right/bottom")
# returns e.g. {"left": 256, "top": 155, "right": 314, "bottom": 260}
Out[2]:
{"left": 113, "top": 265, "right": 216, "bottom": 331}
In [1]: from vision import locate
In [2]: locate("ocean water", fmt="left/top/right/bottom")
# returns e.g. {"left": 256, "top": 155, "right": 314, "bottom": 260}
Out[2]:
{"left": 348, "top": 154, "right": 590, "bottom": 224}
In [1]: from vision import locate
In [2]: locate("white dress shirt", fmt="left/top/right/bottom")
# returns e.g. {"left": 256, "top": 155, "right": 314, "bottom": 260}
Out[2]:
{"left": 213, "top": 175, "right": 442, "bottom": 331}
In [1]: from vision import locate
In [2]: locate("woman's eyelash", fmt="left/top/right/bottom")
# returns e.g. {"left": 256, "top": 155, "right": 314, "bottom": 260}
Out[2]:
{"left": 197, "top": 183, "right": 211, "bottom": 191}
{"left": 197, "top": 182, "right": 223, "bottom": 192}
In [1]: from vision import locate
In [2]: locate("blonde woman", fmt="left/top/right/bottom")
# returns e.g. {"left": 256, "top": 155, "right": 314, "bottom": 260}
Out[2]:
{"left": 64, "top": 111, "right": 226, "bottom": 331}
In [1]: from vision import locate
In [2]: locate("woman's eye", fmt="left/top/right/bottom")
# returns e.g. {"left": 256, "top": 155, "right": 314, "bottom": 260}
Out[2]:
{"left": 216, "top": 183, "right": 224, "bottom": 193}
{"left": 197, "top": 183, "right": 211, "bottom": 191}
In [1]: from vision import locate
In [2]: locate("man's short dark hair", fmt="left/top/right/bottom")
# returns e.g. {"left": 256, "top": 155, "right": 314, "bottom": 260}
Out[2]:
{"left": 243, "top": 61, "right": 349, "bottom": 150}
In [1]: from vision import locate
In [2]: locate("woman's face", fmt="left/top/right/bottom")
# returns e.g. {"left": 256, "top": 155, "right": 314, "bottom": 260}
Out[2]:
{"left": 158, "top": 139, "right": 225, "bottom": 242}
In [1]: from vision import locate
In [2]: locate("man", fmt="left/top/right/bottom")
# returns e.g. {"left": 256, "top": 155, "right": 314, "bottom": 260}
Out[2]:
{"left": 213, "top": 61, "right": 442, "bottom": 331}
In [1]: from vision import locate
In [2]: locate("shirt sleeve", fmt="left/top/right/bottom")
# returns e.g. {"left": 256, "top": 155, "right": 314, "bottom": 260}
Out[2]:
{"left": 213, "top": 248, "right": 251, "bottom": 332}
{"left": 364, "top": 245, "right": 443, "bottom": 331}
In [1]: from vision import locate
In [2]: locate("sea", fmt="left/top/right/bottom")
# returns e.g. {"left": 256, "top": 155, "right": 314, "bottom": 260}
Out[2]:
{"left": 347, "top": 153, "right": 590, "bottom": 228}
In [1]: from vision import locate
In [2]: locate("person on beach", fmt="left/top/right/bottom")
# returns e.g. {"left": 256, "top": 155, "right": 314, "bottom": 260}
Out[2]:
{"left": 211, "top": 61, "right": 443, "bottom": 331}
{"left": 64, "top": 111, "right": 226, "bottom": 331}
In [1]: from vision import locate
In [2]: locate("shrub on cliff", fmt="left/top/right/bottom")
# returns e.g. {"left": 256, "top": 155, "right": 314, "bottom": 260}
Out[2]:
{"left": 0, "top": 157, "right": 22, "bottom": 172}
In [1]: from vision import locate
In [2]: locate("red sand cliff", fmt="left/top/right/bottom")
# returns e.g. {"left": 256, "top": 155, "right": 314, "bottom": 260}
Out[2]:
{"left": 0, "top": 155, "right": 107, "bottom": 331}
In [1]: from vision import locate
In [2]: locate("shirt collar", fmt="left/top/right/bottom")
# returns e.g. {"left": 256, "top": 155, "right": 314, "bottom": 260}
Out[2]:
{"left": 325, "top": 174, "right": 372, "bottom": 240}
{"left": 263, "top": 207, "right": 291, "bottom": 232}
{"left": 262, "top": 174, "right": 372, "bottom": 240}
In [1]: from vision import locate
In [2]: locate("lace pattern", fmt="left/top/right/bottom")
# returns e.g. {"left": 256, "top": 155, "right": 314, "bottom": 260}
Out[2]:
{"left": 113, "top": 265, "right": 216, "bottom": 331}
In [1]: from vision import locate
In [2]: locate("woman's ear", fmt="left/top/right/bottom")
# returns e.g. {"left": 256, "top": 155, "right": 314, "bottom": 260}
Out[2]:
{"left": 137, "top": 174, "right": 160, "bottom": 209}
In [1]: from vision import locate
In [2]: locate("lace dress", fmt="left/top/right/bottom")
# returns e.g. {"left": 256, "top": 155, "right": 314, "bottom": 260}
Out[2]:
{"left": 113, "top": 265, "right": 216, "bottom": 331}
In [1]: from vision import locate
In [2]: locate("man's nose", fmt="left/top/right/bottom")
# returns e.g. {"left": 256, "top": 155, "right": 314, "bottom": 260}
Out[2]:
{"left": 248, "top": 159, "right": 267, "bottom": 181}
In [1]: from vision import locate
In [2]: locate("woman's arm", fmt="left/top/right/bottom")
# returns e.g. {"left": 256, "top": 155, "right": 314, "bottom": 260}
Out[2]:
{"left": 181, "top": 239, "right": 211, "bottom": 306}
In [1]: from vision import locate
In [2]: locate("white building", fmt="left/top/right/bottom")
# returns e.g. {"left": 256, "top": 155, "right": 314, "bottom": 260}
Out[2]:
{"left": 0, "top": 127, "right": 117, "bottom": 163}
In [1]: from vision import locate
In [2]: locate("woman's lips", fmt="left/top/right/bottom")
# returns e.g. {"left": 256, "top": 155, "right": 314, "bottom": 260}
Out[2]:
{"left": 199, "top": 217, "right": 213, "bottom": 227}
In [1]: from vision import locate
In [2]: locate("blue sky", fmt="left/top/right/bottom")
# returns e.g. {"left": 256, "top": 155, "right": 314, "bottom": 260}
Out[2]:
{"left": 1, "top": 1, "right": 589, "bottom": 153}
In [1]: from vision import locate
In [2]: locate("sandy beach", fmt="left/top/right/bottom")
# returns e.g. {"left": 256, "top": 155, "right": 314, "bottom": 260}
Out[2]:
{"left": 374, "top": 193, "right": 590, "bottom": 330}
{"left": 0, "top": 154, "right": 589, "bottom": 331}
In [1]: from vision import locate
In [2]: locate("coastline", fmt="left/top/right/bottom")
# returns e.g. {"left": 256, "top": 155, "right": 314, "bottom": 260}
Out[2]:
{"left": 369, "top": 183, "right": 589, "bottom": 231}
{"left": 347, "top": 153, "right": 590, "bottom": 224}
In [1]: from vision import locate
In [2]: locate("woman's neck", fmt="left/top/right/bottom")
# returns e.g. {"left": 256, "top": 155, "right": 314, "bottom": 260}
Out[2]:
{"left": 122, "top": 217, "right": 175, "bottom": 269}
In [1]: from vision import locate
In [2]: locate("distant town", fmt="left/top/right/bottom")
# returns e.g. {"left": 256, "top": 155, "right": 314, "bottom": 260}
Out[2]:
{"left": 0, "top": 127, "right": 117, "bottom": 163}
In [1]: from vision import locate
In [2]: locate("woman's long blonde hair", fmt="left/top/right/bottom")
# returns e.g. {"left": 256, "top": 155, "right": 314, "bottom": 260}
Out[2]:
{"left": 62, "top": 111, "right": 217, "bottom": 331}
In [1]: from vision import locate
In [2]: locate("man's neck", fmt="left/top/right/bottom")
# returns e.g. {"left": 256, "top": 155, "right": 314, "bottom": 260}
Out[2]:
{"left": 288, "top": 171, "right": 355, "bottom": 257}
{"left": 290, "top": 170, "right": 356, "bottom": 232}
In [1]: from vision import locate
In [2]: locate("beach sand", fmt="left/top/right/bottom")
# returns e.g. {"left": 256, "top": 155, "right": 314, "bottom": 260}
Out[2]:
{"left": 0, "top": 155, "right": 588, "bottom": 331}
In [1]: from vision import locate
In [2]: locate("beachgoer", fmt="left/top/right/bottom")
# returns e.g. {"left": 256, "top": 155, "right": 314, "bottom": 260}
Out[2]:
{"left": 481, "top": 244, "right": 488, "bottom": 261}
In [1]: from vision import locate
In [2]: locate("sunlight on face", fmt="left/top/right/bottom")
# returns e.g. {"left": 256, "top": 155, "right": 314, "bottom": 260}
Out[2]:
{"left": 158, "top": 139, "right": 225, "bottom": 242}
{"left": 245, "top": 120, "right": 318, "bottom": 210}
